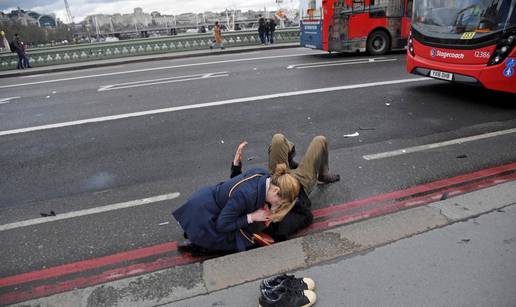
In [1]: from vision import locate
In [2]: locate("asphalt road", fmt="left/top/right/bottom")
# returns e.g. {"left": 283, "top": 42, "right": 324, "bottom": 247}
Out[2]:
{"left": 1, "top": 47, "right": 515, "bottom": 278}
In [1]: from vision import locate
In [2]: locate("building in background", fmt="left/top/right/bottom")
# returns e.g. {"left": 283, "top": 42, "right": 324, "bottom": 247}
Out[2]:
{"left": 1, "top": 9, "right": 57, "bottom": 28}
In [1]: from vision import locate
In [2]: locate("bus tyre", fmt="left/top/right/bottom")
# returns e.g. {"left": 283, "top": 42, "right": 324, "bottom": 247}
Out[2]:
{"left": 367, "top": 30, "right": 390, "bottom": 55}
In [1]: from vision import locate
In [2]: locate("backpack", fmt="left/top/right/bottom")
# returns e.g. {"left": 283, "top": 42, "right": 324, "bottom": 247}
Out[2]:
{"left": 9, "top": 41, "right": 16, "bottom": 53}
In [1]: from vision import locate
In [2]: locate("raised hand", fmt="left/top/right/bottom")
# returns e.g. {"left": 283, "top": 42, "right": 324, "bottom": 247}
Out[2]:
{"left": 233, "top": 141, "right": 248, "bottom": 166}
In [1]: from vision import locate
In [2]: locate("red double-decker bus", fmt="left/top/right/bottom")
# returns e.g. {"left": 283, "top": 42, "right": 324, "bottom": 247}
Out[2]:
{"left": 300, "top": 0, "right": 413, "bottom": 55}
{"left": 407, "top": 0, "right": 516, "bottom": 93}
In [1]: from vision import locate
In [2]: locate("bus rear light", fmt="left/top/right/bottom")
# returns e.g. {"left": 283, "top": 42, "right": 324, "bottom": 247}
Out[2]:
{"left": 488, "top": 31, "right": 516, "bottom": 66}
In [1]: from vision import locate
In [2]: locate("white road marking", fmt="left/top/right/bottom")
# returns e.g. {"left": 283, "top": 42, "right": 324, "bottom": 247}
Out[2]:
{"left": 363, "top": 128, "right": 516, "bottom": 160}
{"left": 0, "top": 192, "right": 180, "bottom": 232}
{"left": 0, "top": 77, "right": 429, "bottom": 137}
{"left": 0, "top": 53, "right": 324, "bottom": 89}
{"left": 0, "top": 96, "right": 20, "bottom": 104}
{"left": 292, "top": 58, "right": 397, "bottom": 69}
{"left": 19, "top": 65, "right": 129, "bottom": 78}
{"left": 286, "top": 57, "right": 391, "bottom": 69}
{"left": 98, "top": 72, "right": 229, "bottom": 91}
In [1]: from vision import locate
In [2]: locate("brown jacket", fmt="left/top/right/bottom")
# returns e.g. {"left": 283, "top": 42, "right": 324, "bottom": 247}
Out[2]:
{"left": 213, "top": 25, "right": 223, "bottom": 44}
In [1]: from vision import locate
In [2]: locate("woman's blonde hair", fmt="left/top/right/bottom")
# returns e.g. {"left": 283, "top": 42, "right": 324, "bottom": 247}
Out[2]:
{"left": 269, "top": 163, "right": 300, "bottom": 223}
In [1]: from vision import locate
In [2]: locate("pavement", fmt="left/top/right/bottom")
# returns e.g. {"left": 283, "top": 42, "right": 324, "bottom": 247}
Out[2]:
{"left": 11, "top": 179, "right": 516, "bottom": 307}
{"left": 0, "top": 43, "right": 298, "bottom": 78}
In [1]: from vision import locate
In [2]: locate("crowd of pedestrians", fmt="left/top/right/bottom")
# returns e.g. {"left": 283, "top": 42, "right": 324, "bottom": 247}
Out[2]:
{"left": 258, "top": 15, "right": 277, "bottom": 45}
{"left": 209, "top": 16, "right": 278, "bottom": 51}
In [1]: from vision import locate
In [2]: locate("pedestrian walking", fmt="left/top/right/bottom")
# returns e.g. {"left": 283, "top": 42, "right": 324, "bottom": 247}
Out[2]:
{"left": 265, "top": 19, "right": 270, "bottom": 44}
{"left": 20, "top": 41, "right": 31, "bottom": 68}
{"left": 258, "top": 14, "right": 266, "bottom": 44}
{"left": 210, "top": 21, "right": 225, "bottom": 50}
{"left": 268, "top": 18, "right": 277, "bottom": 44}
{"left": 12, "top": 33, "right": 31, "bottom": 69}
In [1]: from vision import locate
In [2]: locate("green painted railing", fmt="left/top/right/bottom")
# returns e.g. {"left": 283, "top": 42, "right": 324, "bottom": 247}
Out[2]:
{"left": 0, "top": 28, "right": 300, "bottom": 71}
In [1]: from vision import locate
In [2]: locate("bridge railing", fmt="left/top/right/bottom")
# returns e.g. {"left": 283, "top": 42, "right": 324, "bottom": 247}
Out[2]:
{"left": 0, "top": 28, "right": 300, "bottom": 71}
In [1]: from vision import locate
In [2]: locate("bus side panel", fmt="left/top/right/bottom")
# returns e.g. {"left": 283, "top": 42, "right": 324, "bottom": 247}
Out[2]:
{"left": 401, "top": 17, "right": 411, "bottom": 39}
{"left": 322, "top": 0, "right": 334, "bottom": 51}
{"left": 348, "top": 14, "right": 387, "bottom": 42}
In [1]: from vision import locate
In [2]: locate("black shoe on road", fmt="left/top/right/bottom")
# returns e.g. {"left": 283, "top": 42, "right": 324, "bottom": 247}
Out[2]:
{"left": 317, "top": 173, "right": 340, "bottom": 184}
{"left": 260, "top": 274, "right": 315, "bottom": 291}
{"left": 259, "top": 286, "right": 316, "bottom": 307}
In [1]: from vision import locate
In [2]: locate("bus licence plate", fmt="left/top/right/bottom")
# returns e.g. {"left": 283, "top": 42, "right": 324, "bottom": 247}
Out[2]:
{"left": 430, "top": 70, "right": 453, "bottom": 81}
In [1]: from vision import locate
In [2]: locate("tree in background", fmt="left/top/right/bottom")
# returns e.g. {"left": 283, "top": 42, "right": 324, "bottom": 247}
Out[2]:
{"left": 0, "top": 21, "right": 74, "bottom": 47}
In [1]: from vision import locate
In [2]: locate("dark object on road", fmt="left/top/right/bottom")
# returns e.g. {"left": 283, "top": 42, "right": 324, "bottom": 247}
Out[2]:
{"left": 40, "top": 210, "right": 56, "bottom": 217}
{"left": 259, "top": 279, "right": 317, "bottom": 307}
{"left": 178, "top": 239, "right": 229, "bottom": 256}
{"left": 440, "top": 192, "right": 449, "bottom": 201}
{"left": 318, "top": 173, "right": 340, "bottom": 184}
{"left": 260, "top": 274, "right": 315, "bottom": 291}
{"left": 456, "top": 154, "right": 468, "bottom": 159}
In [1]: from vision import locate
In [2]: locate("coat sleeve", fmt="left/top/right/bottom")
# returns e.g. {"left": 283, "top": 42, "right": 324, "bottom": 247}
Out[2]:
{"left": 215, "top": 188, "right": 253, "bottom": 233}
{"left": 230, "top": 162, "right": 243, "bottom": 178}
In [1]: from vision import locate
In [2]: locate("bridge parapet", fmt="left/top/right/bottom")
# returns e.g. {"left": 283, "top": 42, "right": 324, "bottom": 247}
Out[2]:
{"left": 0, "top": 28, "right": 300, "bottom": 71}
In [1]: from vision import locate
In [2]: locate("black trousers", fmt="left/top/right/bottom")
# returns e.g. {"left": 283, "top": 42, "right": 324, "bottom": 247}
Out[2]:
{"left": 263, "top": 188, "right": 313, "bottom": 241}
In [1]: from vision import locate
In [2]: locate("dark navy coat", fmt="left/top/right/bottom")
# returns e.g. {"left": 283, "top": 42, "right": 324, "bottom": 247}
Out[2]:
{"left": 172, "top": 168, "right": 269, "bottom": 251}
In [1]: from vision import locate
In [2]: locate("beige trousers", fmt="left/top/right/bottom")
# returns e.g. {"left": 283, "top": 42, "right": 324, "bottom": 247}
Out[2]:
{"left": 268, "top": 134, "right": 329, "bottom": 194}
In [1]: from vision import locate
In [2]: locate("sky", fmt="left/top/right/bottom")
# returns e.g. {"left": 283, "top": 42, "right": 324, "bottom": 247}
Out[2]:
{"left": 0, "top": 0, "right": 300, "bottom": 23}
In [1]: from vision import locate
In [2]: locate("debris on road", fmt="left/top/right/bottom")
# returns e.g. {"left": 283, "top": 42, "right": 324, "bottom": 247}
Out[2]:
{"left": 440, "top": 192, "right": 449, "bottom": 201}
{"left": 40, "top": 211, "right": 56, "bottom": 217}
{"left": 159, "top": 221, "right": 170, "bottom": 226}
{"left": 343, "top": 132, "right": 359, "bottom": 138}
{"left": 456, "top": 154, "right": 468, "bottom": 159}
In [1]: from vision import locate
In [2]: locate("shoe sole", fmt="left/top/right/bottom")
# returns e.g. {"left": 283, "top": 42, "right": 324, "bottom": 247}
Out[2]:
{"left": 258, "top": 290, "right": 316, "bottom": 307}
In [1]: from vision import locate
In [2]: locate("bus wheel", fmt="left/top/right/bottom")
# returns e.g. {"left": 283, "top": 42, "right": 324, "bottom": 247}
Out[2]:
{"left": 367, "top": 30, "right": 390, "bottom": 55}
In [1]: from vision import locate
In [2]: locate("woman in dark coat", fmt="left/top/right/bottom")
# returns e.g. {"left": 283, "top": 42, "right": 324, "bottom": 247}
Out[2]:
{"left": 172, "top": 163, "right": 299, "bottom": 253}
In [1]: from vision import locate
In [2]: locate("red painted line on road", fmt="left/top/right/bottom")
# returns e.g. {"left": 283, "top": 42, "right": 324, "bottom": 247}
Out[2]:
{"left": 304, "top": 171, "right": 516, "bottom": 233}
{"left": 0, "top": 241, "right": 178, "bottom": 288}
{"left": 0, "top": 253, "right": 203, "bottom": 306}
{"left": 1, "top": 162, "right": 515, "bottom": 305}
{"left": 312, "top": 162, "right": 516, "bottom": 219}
